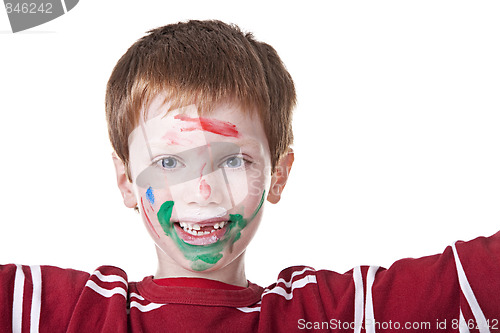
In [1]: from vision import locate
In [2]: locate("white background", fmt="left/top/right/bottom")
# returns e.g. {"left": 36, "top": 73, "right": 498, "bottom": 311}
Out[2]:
{"left": 1, "top": 1, "right": 499, "bottom": 285}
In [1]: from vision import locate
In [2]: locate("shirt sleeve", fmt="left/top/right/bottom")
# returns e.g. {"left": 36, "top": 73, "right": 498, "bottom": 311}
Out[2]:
{"left": 0, "top": 264, "right": 89, "bottom": 332}
{"left": 260, "top": 231, "right": 500, "bottom": 332}
{"left": 316, "top": 231, "right": 500, "bottom": 331}
{"left": 0, "top": 264, "right": 129, "bottom": 333}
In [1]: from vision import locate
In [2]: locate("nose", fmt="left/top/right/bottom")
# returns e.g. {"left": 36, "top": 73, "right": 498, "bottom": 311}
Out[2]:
{"left": 184, "top": 170, "right": 225, "bottom": 206}
{"left": 199, "top": 178, "right": 211, "bottom": 201}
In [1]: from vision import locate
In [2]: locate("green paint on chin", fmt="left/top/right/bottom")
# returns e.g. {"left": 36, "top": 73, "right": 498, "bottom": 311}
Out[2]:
{"left": 191, "top": 261, "right": 213, "bottom": 271}
{"left": 156, "top": 191, "right": 265, "bottom": 271}
{"left": 197, "top": 252, "right": 223, "bottom": 264}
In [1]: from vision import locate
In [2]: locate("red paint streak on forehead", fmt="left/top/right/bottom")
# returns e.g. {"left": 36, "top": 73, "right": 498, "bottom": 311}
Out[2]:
{"left": 174, "top": 114, "right": 240, "bottom": 138}
{"left": 161, "top": 130, "right": 192, "bottom": 145}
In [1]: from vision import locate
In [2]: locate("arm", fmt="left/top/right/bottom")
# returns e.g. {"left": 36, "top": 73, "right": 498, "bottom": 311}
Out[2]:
{"left": 259, "top": 232, "right": 500, "bottom": 332}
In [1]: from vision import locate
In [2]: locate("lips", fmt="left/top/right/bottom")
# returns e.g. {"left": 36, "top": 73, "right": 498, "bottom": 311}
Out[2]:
{"left": 173, "top": 220, "right": 229, "bottom": 245}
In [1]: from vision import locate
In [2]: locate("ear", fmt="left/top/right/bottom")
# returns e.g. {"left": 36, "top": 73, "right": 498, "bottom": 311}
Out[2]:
{"left": 267, "top": 148, "right": 294, "bottom": 204}
{"left": 112, "top": 152, "right": 138, "bottom": 208}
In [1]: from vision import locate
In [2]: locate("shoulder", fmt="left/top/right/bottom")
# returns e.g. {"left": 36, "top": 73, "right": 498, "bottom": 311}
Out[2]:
{"left": 83, "top": 265, "right": 129, "bottom": 298}
{"left": 262, "top": 266, "right": 319, "bottom": 302}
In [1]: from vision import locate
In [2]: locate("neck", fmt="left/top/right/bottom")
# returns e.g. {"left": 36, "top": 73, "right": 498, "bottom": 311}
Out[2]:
{"left": 154, "top": 246, "right": 247, "bottom": 287}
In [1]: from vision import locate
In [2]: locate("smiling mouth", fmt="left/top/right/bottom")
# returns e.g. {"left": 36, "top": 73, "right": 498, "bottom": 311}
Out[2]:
{"left": 178, "top": 221, "right": 228, "bottom": 236}
{"left": 173, "top": 220, "right": 230, "bottom": 245}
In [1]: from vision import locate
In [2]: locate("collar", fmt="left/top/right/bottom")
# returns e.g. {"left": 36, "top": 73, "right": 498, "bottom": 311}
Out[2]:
{"left": 137, "top": 276, "right": 264, "bottom": 307}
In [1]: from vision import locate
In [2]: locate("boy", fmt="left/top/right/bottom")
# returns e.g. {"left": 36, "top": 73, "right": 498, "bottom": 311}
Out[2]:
{"left": 2, "top": 19, "right": 500, "bottom": 332}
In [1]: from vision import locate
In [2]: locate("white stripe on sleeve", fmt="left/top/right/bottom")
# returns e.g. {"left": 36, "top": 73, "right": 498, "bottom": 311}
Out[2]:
{"left": 274, "top": 267, "right": 315, "bottom": 288}
{"left": 93, "top": 270, "right": 128, "bottom": 286}
{"left": 130, "top": 292, "right": 145, "bottom": 301}
{"left": 262, "top": 275, "right": 317, "bottom": 300}
{"left": 30, "top": 265, "right": 42, "bottom": 333}
{"left": 353, "top": 266, "right": 364, "bottom": 333}
{"left": 451, "top": 242, "right": 489, "bottom": 333}
{"left": 459, "top": 309, "right": 471, "bottom": 333}
{"left": 129, "top": 301, "right": 165, "bottom": 312}
{"left": 365, "top": 266, "right": 379, "bottom": 333}
{"left": 85, "top": 280, "right": 127, "bottom": 299}
{"left": 12, "top": 264, "right": 25, "bottom": 333}
{"left": 236, "top": 306, "right": 262, "bottom": 313}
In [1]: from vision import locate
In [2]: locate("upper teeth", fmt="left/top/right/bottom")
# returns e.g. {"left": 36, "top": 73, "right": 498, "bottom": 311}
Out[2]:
{"left": 179, "top": 221, "right": 227, "bottom": 236}
{"left": 214, "top": 222, "right": 226, "bottom": 229}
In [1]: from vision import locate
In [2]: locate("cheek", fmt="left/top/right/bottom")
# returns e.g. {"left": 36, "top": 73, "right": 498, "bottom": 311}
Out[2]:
{"left": 139, "top": 195, "right": 161, "bottom": 239}
{"left": 139, "top": 188, "right": 173, "bottom": 224}
{"left": 248, "top": 176, "right": 264, "bottom": 197}
{"left": 223, "top": 172, "right": 249, "bottom": 206}
{"left": 245, "top": 163, "right": 269, "bottom": 197}
{"left": 139, "top": 189, "right": 181, "bottom": 243}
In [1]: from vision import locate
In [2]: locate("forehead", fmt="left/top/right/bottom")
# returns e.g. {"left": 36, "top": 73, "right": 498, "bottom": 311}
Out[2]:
{"left": 131, "top": 95, "right": 267, "bottom": 145}
{"left": 127, "top": 95, "right": 270, "bottom": 168}
{"left": 125, "top": 96, "right": 272, "bottom": 202}
{"left": 142, "top": 94, "right": 258, "bottom": 125}
{"left": 128, "top": 97, "right": 270, "bottom": 192}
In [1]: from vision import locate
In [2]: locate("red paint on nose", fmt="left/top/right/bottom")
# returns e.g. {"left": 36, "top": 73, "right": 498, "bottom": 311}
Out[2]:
{"left": 199, "top": 179, "right": 211, "bottom": 200}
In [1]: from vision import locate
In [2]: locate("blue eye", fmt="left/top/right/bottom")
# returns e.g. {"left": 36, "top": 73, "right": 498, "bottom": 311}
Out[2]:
{"left": 160, "top": 157, "right": 178, "bottom": 169}
{"left": 224, "top": 156, "right": 243, "bottom": 168}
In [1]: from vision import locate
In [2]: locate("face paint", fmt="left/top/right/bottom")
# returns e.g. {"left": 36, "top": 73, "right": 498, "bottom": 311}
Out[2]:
{"left": 199, "top": 179, "right": 211, "bottom": 200}
{"left": 161, "top": 130, "right": 193, "bottom": 146}
{"left": 175, "top": 114, "right": 240, "bottom": 138}
{"left": 157, "top": 191, "right": 266, "bottom": 271}
{"left": 146, "top": 186, "right": 155, "bottom": 205}
{"left": 198, "top": 162, "right": 211, "bottom": 200}
{"left": 140, "top": 197, "right": 160, "bottom": 238}
{"left": 128, "top": 101, "right": 273, "bottom": 274}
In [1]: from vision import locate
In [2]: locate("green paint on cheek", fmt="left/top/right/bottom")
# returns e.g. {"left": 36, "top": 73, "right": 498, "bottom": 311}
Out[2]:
{"left": 156, "top": 191, "right": 266, "bottom": 271}
{"left": 157, "top": 201, "right": 174, "bottom": 235}
{"left": 227, "top": 213, "right": 245, "bottom": 243}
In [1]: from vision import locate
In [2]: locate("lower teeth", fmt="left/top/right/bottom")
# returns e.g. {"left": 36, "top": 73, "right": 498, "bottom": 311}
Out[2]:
{"left": 183, "top": 229, "right": 214, "bottom": 236}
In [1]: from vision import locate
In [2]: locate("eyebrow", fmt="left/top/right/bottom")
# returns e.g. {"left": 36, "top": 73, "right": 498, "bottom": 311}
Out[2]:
{"left": 146, "top": 138, "right": 262, "bottom": 156}
{"left": 230, "top": 139, "right": 261, "bottom": 151}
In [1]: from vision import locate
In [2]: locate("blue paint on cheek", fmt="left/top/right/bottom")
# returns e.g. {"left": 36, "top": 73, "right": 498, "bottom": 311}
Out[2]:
{"left": 146, "top": 186, "right": 155, "bottom": 205}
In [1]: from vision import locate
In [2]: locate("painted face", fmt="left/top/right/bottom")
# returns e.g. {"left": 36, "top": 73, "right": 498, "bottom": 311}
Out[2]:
{"left": 127, "top": 97, "right": 272, "bottom": 272}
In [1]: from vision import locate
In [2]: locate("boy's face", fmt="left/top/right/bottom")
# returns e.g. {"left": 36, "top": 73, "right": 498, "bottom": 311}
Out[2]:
{"left": 117, "top": 96, "right": 290, "bottom": 273}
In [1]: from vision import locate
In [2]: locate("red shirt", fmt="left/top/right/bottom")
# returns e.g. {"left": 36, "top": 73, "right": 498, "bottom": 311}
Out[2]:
{"left": 1, "top": 231, "right": 500, "bottom": 332}
{"left": 153, "top": 277, "right": 245, "bottom": 290}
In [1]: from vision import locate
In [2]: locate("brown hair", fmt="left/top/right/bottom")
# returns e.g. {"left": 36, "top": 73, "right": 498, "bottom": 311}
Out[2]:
{"left": 105, "top": 20, "right": 296, "bottom": 177}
